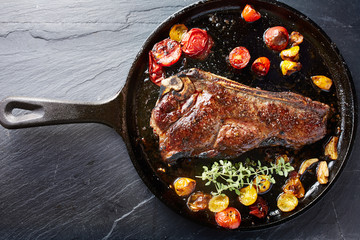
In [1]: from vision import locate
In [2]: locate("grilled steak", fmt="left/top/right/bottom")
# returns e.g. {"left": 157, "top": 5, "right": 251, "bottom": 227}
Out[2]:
{"left": 150, "top": 68, "right": 330, "bottom": 162}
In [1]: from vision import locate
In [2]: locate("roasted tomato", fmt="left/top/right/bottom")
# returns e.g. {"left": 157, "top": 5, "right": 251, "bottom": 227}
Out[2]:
{"left": 280, "top": 46, "right": 300, "bottom": 61}
{"left": 249, "top": 196, "right": 269, "bottom": 218}
{"left": 169, "top": 24, "right": 188, "bottom": 42}
{"left": 187, "top": 191, "right": 212, "bottom": 212}
{"left": 311, "top": 75, "right": 333, "bottom": 91}
{"left": 148, "top": 51, "right": 165, "bottom": 86}
{"left": 229, "top": 46, "right": 251, "bottom": 69}
{"left": 173, "top": 177, "right": 196, "bottom": 197}
{"left": 151, "top": 38, "right": 182, "bottom": 67}
{"left": 251, "top": 57, "right": 270, "bottom": 76}
{"left": 280, "top": 60, "right": 302, "bottom": 76}
{"left": 208, "top": 194, "right": 229, "bottom": 212}
{"left": 277, "top": 192, "right": 298, "bottom": 212}
{"left": 241, "top": 4, "right": 261, "bottom": 22}
{"left": 215, "top": 207, "right": 241, "bottom": 229}
{"left": 282, "top": 174, "right": 305, "bottom": 198}
{"left": 253, "top": 175, "right": 272, "bottom": 194}
{"left": 264, "top": 26, "right": 289, "bottom": 51}
{"left": 181, "top": 28, "right": 214, "bottom": 60}
{"left": 289, "top": 31, "right": 304, "bottom": 47}
{"left": 276, "top": 154, "right": 290, "bottom": 165}
{"left": 238, "top": 185, "right": 257, "bottom": 206}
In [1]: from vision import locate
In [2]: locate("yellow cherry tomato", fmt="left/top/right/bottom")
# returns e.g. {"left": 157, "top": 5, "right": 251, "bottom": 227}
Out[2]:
{"left": 311, "top": 75, "right": 333, "bottom": 91}
{"left": 173, "top": 177, "right": 196, "bottom": 197}
{"left": 280, "top": 46, "right": 300, "bottom": 61}
{"left": 253, "top": 175, "right": 272, "bottom": 194}
{"left": 280, "top": 60, "right": 302, "bottom": 76}
{"left": 277, "top": 192, "right": 298, "bottom": 212}
{"left": 169, "top": 24, "right": 188, "bottom": 42}
{"left": 238, "top": 185, "right": 258, "bottom": 206}
{"left": 208, "top": 194, "right": 229, "bottom": 212}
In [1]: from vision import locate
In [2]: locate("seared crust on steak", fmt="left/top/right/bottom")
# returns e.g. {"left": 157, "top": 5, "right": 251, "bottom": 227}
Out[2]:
{"left": 150, "top": 69, "right": 330, "bottom": 162}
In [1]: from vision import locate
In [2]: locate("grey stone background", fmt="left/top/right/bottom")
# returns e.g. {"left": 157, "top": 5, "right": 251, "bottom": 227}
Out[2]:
{"left": 0, "top": 0, "right": 359, "bottom": 239}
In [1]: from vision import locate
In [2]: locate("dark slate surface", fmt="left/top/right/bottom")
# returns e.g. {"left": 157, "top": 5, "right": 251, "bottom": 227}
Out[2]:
{"left": 0, "top": 0, "right": 359, "bottom": 239}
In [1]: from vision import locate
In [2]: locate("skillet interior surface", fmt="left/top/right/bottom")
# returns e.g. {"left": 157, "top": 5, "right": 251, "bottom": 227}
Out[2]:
{"left": 123, "top": 0, "right": 356, "bottom": 229}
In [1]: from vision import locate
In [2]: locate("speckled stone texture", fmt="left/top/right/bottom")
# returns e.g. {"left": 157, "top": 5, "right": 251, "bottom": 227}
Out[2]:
{"left": 0, "top": 0, "right": 359, "bottom": 239}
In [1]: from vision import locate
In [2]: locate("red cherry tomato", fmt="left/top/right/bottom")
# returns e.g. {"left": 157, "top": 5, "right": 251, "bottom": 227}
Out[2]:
{"left": 264, "top": 26, "right": 289, "bottom": 51}
{"left": 251, "top": 57, "right": 271, "bottom": 76}
{"left": 215, "top": 207, "right": 241, "bottom": 229}
{"left": 151, "top": 38, "right": 182, "bottom": 67}
{"left": 249, "top": 196, "right": 269, "bottom": 218}
{"left": 148, "top": 51, "right": 165, "bottom": 86}
{"left": 242, "top": 4, "right": 261, "bottom": 22}
{"left": 229, "top": 46, "right": 251, "bottom": 69}
{"left": 181, "top": 28, "right": 213, "bottom": 60}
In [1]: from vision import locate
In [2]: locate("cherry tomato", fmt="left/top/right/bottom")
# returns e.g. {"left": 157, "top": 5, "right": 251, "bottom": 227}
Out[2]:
{"left": 264, "top": 26, "right": 289, "bottom": 51}
{"left": 173, "top": 177, "right": 196, "bottom": 197}
{"left": 151, "top": 38, "right": 182, "bottom": 67}
{"left": 280, "top": 60, "right": 302, "bottom": 76}
{"left": 253, "top": 175, "right": 272, "bottom": 194}
{"left": 238, "top": 185, "right": 257, "bottom": 206}
{"left": 229, "top": 46, "right": 251, "bottom": 69}
{"left": 148, "top": 51, "right": 165, "bottom": 86}
{"left": 208, "top": 194, "right": 229, "bottom": 212}
{"left": 277, "top": 192, "right": 298, "bottom": 212}
{"left": 311, "top": 75, "right": 333, "bottom": 91}
{"left": 251, "top": 57, "right": 270, "bottom": 76}
{"left": 169, "top": 24, "right": 188, "bottom": 42}
{"left": 187, "top": 191, "right": 212, "bottom": 212}
{"left": 242, "top": 4, "right": 261, "bottom": 22}
{"left": 215, "top": 207, "right": 241, "bottom": 229}
{"left": 181, "top": 28, "right": 213, "bottom": 60}
{"left": 249, "top": 196, "right": 269, "bottom": 218}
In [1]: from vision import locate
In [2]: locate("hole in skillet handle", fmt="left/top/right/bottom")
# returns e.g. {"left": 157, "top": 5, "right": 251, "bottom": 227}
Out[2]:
{"left": 0, "top": 97, "right": 45, "bottom": 129}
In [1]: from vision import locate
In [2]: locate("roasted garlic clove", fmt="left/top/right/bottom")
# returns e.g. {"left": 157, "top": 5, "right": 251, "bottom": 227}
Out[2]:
{"left": 325, "top": 136, "right": 339, "bottom": 160}
{"left": 280, "top": 46, "right": 300, "bottom": 61}
{"left": 317, "top": 161, "right": 329, "bottom": 184}
{"left": 311, "top": 75, "right": 333, "bottom": 91}
{"left": 282, "top": 174, "right": 305, "bottom": 198}
{"left": 187, "top": 191, "right": 212, "bottom": 212}
{"left": 298, "top": 158, "right": 319, "bottom": 175}
{"left": 289, "top": 31, "right": 304, "bottom": 47}
{"left": 280, "top": 60, "right": 302, "bottom": 76}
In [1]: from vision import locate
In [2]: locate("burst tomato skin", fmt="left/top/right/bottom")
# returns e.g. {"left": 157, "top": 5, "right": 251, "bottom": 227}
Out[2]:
{"left": 242, "top": 4, "right": 261, "bottom": 22}
{"left": 229, "top": 46, "right": 251, "bottom": 69}
{"left": 148, "top": 51, "right": 165, "bottom": 86}
{"left": 264, "top": 26, "right": 289, "bottom": 51}
{"left": 249, "top": 196, "right": 269, "bottom": 218}
{"left": 151, "top": 38, "right": 182, "bottom": 67}
{"left": 215, "top": 207, "right": 241, "bottom": 229}
{"left": 181, "top": 28, "right": 213, "bottom": 59}
{"left": 251, "top": 57, "right": 271, "bottom": 76}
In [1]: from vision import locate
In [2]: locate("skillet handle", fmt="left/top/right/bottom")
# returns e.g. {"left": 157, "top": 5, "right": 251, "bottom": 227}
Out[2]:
{"left": 0, "top": 95, "right": 123, "bottom": 131}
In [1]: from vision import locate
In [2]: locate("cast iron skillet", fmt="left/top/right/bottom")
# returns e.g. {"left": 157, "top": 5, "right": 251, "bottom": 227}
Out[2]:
{"left": 0, "top": 0, "right": 356, "bottom": 230}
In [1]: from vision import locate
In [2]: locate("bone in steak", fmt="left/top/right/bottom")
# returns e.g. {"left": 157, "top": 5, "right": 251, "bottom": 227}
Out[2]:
{"left": 150, "top": 69, "right": 330, "bottom": 163}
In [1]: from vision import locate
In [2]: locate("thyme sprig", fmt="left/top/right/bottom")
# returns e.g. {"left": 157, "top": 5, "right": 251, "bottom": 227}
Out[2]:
{"left": 196, "top": 157, "right": 294, "bottom": 196}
